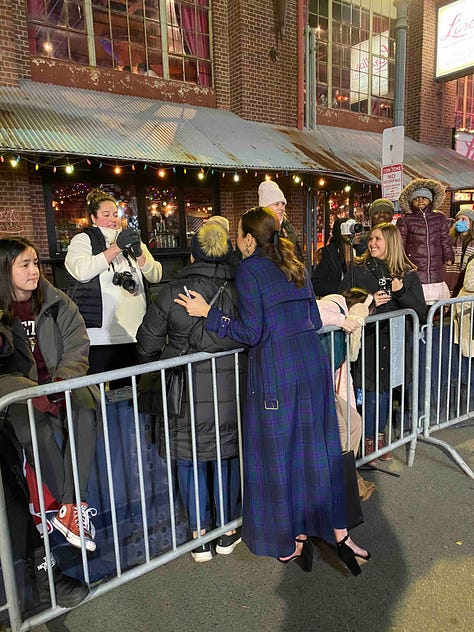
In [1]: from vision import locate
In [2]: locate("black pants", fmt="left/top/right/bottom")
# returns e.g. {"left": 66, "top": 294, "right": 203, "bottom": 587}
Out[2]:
{"left": 89, "top": 343, "right": 138, "bottom": 389}
{"left": 7, "top": 404, "right": 97, "bottom": 504}
{"left": 0, "top": 432, "right": 42, "bottom": 559}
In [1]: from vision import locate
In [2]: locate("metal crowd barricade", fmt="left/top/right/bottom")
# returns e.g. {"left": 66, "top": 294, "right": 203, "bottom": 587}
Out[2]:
{"left": 0, "top": 349, "right": 244, "bottom": 632}
{"left": 419, "top": 296, "right": 474, "bottom": 479}
{"left": 320, "top": 308, "right": 420, "bottom": 468}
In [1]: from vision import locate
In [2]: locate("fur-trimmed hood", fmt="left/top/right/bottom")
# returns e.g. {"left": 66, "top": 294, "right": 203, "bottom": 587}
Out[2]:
{"left": 398, "top": 178, "right": 446, "bottom": 214}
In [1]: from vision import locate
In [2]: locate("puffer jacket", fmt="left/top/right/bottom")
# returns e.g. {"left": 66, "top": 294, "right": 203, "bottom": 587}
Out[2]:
{"left": 0, "top": 279, "right": 99, "bottom": 409}
{"left": 136, "top": 261, "right": 247, "bottom": 461}
{"left": 397, "top": 178, "right": 454, "bottom": 284}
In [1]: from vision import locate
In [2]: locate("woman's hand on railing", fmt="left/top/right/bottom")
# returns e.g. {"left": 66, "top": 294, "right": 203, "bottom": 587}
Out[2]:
{"left": 175, "top": 291, "right": 211, "bottom": 318}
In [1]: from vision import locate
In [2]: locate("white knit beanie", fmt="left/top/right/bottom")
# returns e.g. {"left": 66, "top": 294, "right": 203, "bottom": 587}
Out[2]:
{"left": 258, "top": 181, "right": 287, "bottom": 208}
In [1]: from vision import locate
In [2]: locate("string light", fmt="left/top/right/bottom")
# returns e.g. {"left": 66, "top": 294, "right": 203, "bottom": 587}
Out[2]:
{"left": 65, "top": 163, "right": 74, "bottom": 174}
{"left": 10, "top": 157, "right": 18, "bottom": 168}
{"left": 198, "top": 168, "right": 205, "bottom": 180}
{"left": 233, "top": 172, "right": 240, "bottom": 182}
{"left": 293, "top": 175, "right": 301, "bottom": 184}
{"left": 114, "top": 165, "right": 121, "bottom": 175}
{"left": 158, "top": 168, "right": 166, "bottom": 178}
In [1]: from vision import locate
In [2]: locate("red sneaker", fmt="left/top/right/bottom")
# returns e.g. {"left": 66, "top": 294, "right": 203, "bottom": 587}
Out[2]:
{"left": 52, "top": 503, "right": 96, "bottom": 552}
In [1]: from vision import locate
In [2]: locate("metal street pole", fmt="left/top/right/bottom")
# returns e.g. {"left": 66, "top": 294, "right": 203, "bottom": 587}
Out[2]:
{"left": 393, "top": 0, "right": 410, "bottom": 127}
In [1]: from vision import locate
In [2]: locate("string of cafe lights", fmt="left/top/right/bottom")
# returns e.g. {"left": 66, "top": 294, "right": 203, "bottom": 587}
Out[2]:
{"left": 0, "top": 152, "right": 376, "bottom": 193}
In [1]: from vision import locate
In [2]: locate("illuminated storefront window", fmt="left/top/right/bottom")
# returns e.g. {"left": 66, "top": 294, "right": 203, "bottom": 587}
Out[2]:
{"left": 308, "top": 0, "right": 396, "bottom": 117}
{"left": 26, "top": 0, "right": 212, "bottom": 86}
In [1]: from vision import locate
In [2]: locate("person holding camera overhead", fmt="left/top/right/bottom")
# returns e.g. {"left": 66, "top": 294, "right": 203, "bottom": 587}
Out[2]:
{"left": 65, "top": 188, "right": 162, "bottom": 378}
{"left": 339, "top": 222, "right": 426, "bottom": 462}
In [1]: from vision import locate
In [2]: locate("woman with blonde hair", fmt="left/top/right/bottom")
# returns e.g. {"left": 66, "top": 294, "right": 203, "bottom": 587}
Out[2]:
{"left": 339, "top": 222, "right": 427, "bottom": 461}
{"left": 175, "top": 206, "right": 370, "bottom": 576}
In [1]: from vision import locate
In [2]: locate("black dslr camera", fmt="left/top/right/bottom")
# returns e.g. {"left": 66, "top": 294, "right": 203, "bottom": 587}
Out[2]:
{"left": 379, "top": 276, "right": 392, "bottom": 297}
{"left": 112, "top": 271, "right": 136, "bottom": 294}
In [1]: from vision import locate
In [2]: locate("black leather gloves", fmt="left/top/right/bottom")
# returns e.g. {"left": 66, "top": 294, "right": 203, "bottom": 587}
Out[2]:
{"left": 116, "top": 228, "right": 142, "bottom": 257}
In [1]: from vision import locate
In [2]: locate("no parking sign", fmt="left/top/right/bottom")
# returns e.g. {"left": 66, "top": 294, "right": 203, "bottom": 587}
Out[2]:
{"left": 381, "top": 163, "right": 403, "bottom": 201}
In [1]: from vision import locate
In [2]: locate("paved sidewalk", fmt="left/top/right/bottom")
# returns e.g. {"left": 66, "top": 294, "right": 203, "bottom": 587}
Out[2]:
{"left": 40, "top": 425, "right": 473, "bottom": 632}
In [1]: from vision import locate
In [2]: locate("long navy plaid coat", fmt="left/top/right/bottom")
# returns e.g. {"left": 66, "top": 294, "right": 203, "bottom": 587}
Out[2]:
{"left": 206, "top": 252, "right": 346, "bottom": 557}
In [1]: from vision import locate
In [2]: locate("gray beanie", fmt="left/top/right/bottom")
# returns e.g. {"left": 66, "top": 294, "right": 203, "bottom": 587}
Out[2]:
{"left": 456, "top": 209, "right": 474, "bottom": 224}
{"left": 409, "top": 187, "right": 433, "bottom": 203}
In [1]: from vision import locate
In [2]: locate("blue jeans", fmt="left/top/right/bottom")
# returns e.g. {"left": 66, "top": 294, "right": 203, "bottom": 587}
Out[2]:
{"left": 360, "top": 390, "right": 390, "bottom": 440}
{"left": 177, "top": 457, "right": 240, "bottom": 532}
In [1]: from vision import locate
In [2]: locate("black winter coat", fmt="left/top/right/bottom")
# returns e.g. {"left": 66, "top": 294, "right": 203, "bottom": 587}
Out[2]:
{"left": 312, "top": 242, "right": 346, "bottom": 297}
{"left": 339, "top": 258, "right": 427, "bottom": 391}
{"left": 136, "top": 261, "right": 246, "bottom": 461}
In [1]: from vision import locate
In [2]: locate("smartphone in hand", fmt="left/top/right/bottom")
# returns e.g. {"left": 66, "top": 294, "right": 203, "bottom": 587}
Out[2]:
{"left": 183, "top": 285, "right": 192, "bottom": 298}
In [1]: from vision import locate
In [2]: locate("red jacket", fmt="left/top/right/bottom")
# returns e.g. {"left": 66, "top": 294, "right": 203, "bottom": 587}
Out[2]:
{"left": 396, "top": 209, "right": 454, "bottom": 284}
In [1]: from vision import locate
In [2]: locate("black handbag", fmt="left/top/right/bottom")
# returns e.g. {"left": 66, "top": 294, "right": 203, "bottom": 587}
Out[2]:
{"left": 342, "top": 450, "right": 364, "bottom": 530}
{"left": 165, "top": 365, "right": 185, "bottom": 417}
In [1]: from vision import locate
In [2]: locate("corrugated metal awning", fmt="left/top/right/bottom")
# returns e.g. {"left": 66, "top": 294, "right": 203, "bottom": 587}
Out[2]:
{"left": 1, "top": 80, "right": 473, "bottom": 190}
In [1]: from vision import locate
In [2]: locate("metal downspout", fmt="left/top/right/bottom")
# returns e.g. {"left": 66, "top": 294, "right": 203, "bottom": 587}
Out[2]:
{"left": 393, "top": 0, "right": 410, "bottom": 127}
{"left": 296, "top": 0, "right": 306, "bottom": 131}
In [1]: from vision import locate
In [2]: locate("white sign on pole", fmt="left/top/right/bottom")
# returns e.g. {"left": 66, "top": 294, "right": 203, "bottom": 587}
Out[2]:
{"left": 382, "top": 126, "right": 404, "bottom": 166}
{"left": 381, "top": 164, "right": 403, "bottom": 201}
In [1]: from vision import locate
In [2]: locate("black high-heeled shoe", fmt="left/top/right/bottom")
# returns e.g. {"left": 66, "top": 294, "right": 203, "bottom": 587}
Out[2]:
{"left": 336, "top": 535, "right": 370, "bottom": 576}
{"left": 278, "top": 538, "right": 313, "bottom": 573}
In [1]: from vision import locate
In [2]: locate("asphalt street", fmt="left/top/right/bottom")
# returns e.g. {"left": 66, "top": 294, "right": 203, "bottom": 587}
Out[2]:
{"left": 37, "top": 424, "right": 473, "bottom": 632}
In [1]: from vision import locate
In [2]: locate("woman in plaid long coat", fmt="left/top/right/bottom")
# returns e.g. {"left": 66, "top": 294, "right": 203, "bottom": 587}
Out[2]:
{"left": 176, "top": 207, "right": 370, "bottom": 575}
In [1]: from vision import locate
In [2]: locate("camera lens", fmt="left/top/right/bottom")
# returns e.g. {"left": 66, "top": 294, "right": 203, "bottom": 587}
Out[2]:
{"left": 354, "top": 223, "right": 363, "bottom": 233}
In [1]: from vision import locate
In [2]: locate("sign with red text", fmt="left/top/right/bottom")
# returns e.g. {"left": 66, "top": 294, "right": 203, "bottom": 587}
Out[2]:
{"left": 381, "top": 164, "right": 403, "bottom": 201}
{"left": 436, "top": 0, "right": 474, "bottom": 80}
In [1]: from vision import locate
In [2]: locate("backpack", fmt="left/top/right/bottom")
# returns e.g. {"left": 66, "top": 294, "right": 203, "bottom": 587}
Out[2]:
{"left": 318, "top": 300, "right": 347, "bottom": 370}
{"left": 319, "top": 329, "right": 347, "bottom": 371}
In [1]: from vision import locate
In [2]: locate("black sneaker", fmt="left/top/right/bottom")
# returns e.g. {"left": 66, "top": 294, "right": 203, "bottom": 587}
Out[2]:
{"left": 215, "top": 529, "right": 242, "bottom": 555}
{"left": 190, "top": 542, "right": 213, "bottom": 563}
{"left": 32, "top": 547, "right": 89, "bottom": 608}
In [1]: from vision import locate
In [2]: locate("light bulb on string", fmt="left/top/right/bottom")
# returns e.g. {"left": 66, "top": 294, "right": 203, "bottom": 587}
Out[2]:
{"left": 293, "top": 175, "right": 301, "bottom": 184}
{"left": 233, "top": 172, "right": 240, "bottom": 182}
{"left": 114, "top": 165, "right": 121, "bottom": 175}
{"left": 65, "top": 163, "right": 74, "bottom": 174}
{"left": 10, "top": 157, "right": 18, "bottom": 168}
{"left": 158, "top": 168, "right": 166, "bottom": 178}
{"left": 131, "top": 164, "right": 135, "bottom": 171}
{"left": 198, "top": 169, "right": 205, "bottom": 181}
{"left": 344, "top": 184, "right": 351, "bottom": 192}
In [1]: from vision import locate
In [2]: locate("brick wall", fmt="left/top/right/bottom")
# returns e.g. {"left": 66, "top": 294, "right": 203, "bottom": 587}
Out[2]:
{"left": 405, "top": 0, "right": 457, "bottom": 147}
{"left": 226, "top": 1, "right": 298, "bottom": 127}
{"left": 0, "top": 0, "right": 31, "bottom": 86}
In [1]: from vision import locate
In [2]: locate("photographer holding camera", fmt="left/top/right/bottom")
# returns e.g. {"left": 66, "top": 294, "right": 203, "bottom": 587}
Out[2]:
{"left": 339, "top": 223, "right": 426, "bottom": 462}
{"left": 65, "top": 188, "right": 162, "bottom": 379}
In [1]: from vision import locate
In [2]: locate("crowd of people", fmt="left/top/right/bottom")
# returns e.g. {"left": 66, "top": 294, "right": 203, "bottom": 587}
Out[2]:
{"left": 1, "top": 175, "right": 466, "bottom": 611}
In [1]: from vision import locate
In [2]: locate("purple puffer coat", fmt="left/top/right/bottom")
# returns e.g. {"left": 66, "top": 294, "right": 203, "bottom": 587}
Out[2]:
{"left": 396, "top": 178, "right": 454, "bottom": 284}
